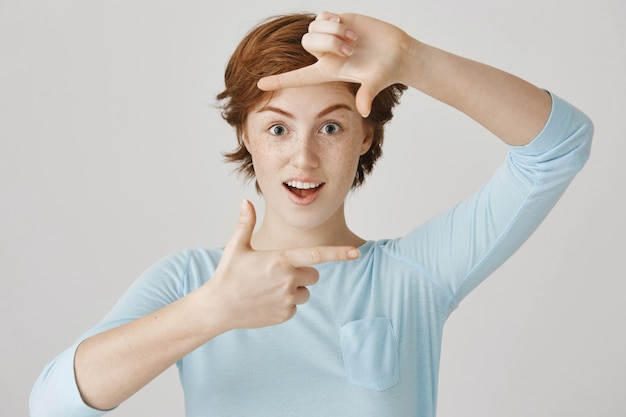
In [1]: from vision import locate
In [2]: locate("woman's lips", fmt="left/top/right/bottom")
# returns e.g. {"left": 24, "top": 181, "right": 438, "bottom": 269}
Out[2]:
{"left": 283, "top": 181, "right": 325, "bottom": 205}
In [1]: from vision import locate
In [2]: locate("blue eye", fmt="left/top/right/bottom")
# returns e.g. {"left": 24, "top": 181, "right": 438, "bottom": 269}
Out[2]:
{"left": 320, "top": 123, "right": 340, "bottom": 134}
{"left": 269, "top": 124, "right": 288, "bottom": 136}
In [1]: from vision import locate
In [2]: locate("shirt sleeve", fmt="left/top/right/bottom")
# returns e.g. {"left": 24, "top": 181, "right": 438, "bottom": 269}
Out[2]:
{"left": 29, "top": 250, "right": 193, "bottom": 417}
{"left": 392, "top": 92, "right": 593, "bottom": 310}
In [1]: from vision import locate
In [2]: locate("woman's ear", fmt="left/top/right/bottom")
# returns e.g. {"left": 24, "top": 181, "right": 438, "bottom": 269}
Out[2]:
{"left": 241, "top": 128, "right": 251, "bottom": 150}
{"left": 360, "top": 125, "right": 374, "bottom": 155}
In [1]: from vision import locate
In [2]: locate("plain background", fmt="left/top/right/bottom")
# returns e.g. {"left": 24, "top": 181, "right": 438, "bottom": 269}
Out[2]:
{"left": 1, "top": 0, "right": 624, "bottom": 416}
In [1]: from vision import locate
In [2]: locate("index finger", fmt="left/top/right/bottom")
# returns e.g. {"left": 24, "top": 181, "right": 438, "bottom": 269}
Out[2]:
{"left": 257, "top": 64, "right": 328, "bottom": 91}
{"left": 284, "top": 245, "right": 361, "bottom": 267}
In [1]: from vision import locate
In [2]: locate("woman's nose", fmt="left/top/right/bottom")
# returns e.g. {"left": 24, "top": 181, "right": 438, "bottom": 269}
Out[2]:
{"left": 290, "top": 134, "right": 319, "bottom": 169}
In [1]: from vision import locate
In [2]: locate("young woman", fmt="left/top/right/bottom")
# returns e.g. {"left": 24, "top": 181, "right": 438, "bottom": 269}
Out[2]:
{"left": 30, "top": 11, "right": 593, "bottom": 417}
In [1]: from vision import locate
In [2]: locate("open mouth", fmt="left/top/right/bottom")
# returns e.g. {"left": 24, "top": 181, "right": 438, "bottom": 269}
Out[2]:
{"left": 283, "top": 180, "right": 325, "bottom": 198}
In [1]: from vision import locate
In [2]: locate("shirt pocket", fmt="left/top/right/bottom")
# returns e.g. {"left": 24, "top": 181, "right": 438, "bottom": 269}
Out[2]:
{"left": 339, "top": 317, "right": 400, "bottom": 391}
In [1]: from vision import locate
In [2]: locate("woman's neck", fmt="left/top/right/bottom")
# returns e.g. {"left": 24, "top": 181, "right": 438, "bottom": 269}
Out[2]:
{"left": 250, "top": 203, "right": 365, "bottom": 251}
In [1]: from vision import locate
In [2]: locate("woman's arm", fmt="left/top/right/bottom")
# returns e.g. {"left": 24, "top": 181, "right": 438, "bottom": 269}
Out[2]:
{"left": 258, "top": 11, "right": 552, "bottom": 146}
{"left": 258, "top": 10, "right": 592, "bottom": 308}
{"left": 31, "top": 201, "right": 359, "bottom": 415}
{"left": 401, "top": 40, "right": 552, "bottom": 146}
{"left": 392, "top": 93, "right": 592, "bottom": 306}
{"left": 73, "top": 288, "right": 220, "bottom": 411}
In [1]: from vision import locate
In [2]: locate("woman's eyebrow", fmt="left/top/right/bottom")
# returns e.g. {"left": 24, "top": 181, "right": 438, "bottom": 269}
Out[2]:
{"left": 317, "top": 103, "right": 354, "bottom": 118}
{"left": 256, "top": 103, "right": 354, "bottom": 118}
{"left": 256, "top": 106, "right": 294, "bottom": 118}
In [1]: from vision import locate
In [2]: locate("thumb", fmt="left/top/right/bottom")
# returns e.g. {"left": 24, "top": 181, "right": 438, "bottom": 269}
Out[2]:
{"left": 227, "top": 199, "right": 256, "bottom": 251}
{"left": 355, "top": 84, "right": 377, "bottom": 118}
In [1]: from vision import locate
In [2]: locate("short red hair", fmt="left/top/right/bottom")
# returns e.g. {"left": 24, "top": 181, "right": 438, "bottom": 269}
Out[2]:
{"left": 216, "top": 13, "right": 406, "bottom": 191}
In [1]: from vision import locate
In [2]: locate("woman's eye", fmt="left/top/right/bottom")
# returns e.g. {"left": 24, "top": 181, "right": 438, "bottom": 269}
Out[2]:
{"left": 320, "top": 122, "right": 340, "bottom": 135}
{"left": 269, "top": 124, "right": 288, "bottom": 136}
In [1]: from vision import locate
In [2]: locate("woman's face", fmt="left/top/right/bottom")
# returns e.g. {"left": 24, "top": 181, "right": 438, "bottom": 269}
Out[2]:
{"left": 244, "top": 83, "right": 373, "bottom": 231}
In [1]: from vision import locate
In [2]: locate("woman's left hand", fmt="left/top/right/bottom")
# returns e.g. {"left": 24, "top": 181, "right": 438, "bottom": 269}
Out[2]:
{"left": 257, "top": 11, "right": 410, "bottom": 118}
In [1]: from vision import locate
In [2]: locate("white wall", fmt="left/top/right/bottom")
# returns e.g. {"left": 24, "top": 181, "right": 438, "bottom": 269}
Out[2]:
{"left": 1, "top": 0, "right": 624, "bottom": 416}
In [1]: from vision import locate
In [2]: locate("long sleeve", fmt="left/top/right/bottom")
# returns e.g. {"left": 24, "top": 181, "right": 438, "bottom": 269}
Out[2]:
{"left": 29, "top": 341, "right": 109, "bottom": 417}
{"left": 29, "top": 250, "right": 195, "bottom": 417}
{"left": 29, "top": 92, "right": 593, "bottom": 417}
{"left": 392, "top": 92, "right": 593, "bottom": 309}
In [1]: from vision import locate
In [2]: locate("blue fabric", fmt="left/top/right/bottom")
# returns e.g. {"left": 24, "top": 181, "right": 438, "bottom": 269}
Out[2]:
{"left": 340, "top": 317, "right": 400, "bottom": 391}
{"left": 30, "top": 93, "right": 593, "bottom": 417}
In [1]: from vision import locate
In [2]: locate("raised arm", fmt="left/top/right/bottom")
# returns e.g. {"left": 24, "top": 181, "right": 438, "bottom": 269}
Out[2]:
{"left": 258, "top": 11, "right": 552, "bottom": 146}
{"left": 259, "top": 11, "right": 592, "bottom": 308}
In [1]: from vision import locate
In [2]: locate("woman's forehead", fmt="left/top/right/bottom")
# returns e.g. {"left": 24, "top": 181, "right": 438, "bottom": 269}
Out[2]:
{"left": 252, "top": 83, "right": 357, "bottom": 115}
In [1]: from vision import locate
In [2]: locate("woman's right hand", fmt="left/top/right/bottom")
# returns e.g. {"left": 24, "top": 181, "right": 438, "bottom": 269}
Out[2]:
{"left": 200, "top": 200, "right": 360, "bottom": 332}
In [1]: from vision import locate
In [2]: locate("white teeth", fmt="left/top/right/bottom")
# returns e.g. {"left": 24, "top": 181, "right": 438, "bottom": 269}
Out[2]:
{"left": 285, "top": 180, "right": 322, "bottom": 190}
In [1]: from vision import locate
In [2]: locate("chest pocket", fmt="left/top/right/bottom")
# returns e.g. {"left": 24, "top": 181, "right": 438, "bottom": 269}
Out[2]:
{"left": 340, "top": 317, "right": 400, "bottom": 391}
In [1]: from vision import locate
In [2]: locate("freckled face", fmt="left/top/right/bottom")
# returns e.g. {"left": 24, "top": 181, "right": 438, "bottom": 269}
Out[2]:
{"left": 243, "top": 83, "right": 373, "bottom": 230}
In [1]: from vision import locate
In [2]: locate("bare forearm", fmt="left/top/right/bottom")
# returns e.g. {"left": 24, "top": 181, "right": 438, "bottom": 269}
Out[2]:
{"left": 73, "top": 199, "right": 359, "bottom": 411}
{"left": 74, "top": 289, "right": 221, "bottom": 411}
{"left": 402, "top": 39, "right": 552, "bottom": 146}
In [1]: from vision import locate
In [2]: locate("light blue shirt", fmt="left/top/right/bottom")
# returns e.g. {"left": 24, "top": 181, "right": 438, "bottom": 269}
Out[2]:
{"left": 30, "top": 93, "right": 593, "bottom": 417}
